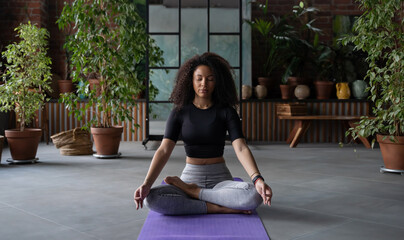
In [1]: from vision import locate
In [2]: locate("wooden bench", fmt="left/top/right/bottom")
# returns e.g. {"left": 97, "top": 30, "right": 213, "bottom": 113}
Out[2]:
{"left": 277, "top": 115, "right": 371, "bottom": 148}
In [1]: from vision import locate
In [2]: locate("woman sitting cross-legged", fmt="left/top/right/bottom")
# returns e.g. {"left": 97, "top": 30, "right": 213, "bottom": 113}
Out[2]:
{"left": 134, "top": 52, "right": 272, "bottom": 215}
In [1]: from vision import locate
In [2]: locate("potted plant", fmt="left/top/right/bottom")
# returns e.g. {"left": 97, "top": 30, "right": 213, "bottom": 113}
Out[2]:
{"left": 246, "top": 0, "right": 292, "bottom": 97}
{"left": 343, "top": 0, "right": 404, "bottom": 173}
{"left": 312, "top": 44, "right": 335, "bottom": 99}
{"left": 55, "top": 15, "right": 74, "bottom": 96}
{"left": 281, "top": 1, "right": 322, "bottom": 98}
{"left": 0, "top": 21, "right": 52, "bottom": 162}
{"left": 58, "top": 43, "right": 74, "bottom": 95}
{"left": 57, "top": 0, "right": 164, "bottom": 158}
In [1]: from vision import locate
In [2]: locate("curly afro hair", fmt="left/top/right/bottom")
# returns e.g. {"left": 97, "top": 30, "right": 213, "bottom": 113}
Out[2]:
{"left": 170, "top": 52, "right": 238, "bottom": 111}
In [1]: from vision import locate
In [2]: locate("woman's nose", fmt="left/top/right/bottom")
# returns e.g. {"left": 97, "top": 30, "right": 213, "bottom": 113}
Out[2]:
{"left": 200, "top": 79, "right": 207, "bottom": 86}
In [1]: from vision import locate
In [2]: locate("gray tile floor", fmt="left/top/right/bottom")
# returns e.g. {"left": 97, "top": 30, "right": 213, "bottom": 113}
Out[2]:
{"left": 0, "top": 141, "right": 403, "bottom": 240}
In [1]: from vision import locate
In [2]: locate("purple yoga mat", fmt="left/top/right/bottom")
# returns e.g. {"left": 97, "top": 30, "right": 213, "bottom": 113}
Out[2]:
{"left": 137, "top": 178, "right": 270, "bottom": 240}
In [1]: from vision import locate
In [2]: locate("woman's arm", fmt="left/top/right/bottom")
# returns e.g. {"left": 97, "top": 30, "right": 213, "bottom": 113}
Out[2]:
{"left": 134, "top": 138, "right": 176, "bottom": 209}
{"left": 232, "top": 138, "right": 272, "bottom": 206}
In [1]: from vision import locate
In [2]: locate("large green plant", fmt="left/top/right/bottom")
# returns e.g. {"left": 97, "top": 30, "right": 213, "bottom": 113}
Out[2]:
{"left": 57, "top": 0, "right": 164, "bottom": 129}
{"left": 282, "top": 1, "right": 322, "bottom": 82}
{"left": 0, "top": 22, "right": 52, "bottom": 131}
{"left": 343, "top": 0, "right": 404, "bottom": 141}
{"left": 246, "top": 0, "right": 293, "bottom": 79}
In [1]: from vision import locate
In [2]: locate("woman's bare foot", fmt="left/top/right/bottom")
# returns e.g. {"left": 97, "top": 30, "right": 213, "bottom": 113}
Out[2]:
{"left": 164, "top": 176, "right": 201, "bottom": 199}
{"left": 206, "top": 202, "right": 252, "bottom": 214}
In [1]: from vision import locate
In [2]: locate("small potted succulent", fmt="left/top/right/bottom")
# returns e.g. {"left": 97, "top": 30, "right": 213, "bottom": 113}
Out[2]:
{"left": 0, "top": 22, "right": 52, "bottom": 162}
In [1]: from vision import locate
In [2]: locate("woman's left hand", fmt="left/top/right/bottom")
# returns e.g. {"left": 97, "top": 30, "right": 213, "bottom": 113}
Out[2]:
{"left": 255, "top": 179, "right": 272, "bottom": 206}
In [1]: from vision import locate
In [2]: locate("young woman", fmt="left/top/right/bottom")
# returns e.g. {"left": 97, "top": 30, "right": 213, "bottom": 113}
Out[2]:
{"left": 134, "top": 52, "right": 272, "bottom": 215}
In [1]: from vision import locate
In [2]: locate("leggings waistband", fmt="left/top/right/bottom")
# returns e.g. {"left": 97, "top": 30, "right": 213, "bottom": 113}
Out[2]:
{"left": 182, "top": 162, "right": 231, "bottom": 175}
{"left": 181, "top": 163, "right": 233, "bottom": 188}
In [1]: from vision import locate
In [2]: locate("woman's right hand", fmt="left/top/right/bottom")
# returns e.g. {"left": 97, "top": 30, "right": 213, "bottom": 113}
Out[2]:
{"left": 134, "top": 183, "right": 151, "bottom": 210}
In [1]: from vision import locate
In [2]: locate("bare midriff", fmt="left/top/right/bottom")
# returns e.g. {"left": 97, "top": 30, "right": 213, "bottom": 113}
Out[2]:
{"left": 186, "top": 156, "right": 225, "bottom": 165}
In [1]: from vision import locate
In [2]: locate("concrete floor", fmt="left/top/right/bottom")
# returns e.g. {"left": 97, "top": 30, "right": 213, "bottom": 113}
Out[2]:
{"left": 0, "top": 141, "right": 403, "bottom": 240}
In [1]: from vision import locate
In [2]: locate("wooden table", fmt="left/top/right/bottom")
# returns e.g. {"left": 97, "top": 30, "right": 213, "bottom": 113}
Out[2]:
{"left": 277, "top": 115, "right": 371, "bottom": 148}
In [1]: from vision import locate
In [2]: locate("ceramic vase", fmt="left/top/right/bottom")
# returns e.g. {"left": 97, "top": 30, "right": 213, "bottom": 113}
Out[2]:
{"left": 254, "top": 85, "right": 267, "bottom": 99}
{"left": 351, "top": 80, "right": 368, "bottom": 99}
{"left": 336, "top": 82, "right": 351, "bottom": 99}
{"left": 242, "top": 85, "right": 252, "bottom": 100}
{"left": 294, "top": 84, "right": 310, "bottom": 100}
{"left": 257, "top": 77, "right": 272, "bottom": 96}
{"left": 287, "top": 77, "right": 302, "bottom": 99}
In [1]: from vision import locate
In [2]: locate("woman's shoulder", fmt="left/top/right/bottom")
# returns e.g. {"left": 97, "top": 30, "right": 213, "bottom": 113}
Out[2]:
{"left": 170, "top": 104, "right": 192, "bottom": 117}
{"left": 215, "top": 105, "right": 239, "bottom": 118}
{"left": 216, "top": 104, "right": 237, "bottom": 112}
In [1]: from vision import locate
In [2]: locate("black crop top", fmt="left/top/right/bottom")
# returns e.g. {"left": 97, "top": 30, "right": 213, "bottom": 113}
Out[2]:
{"left": 164, "top": 104, "right": 244, "bottom": 158}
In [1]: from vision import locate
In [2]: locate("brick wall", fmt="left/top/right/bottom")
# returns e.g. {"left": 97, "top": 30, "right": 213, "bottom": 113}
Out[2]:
{"left": 0, "top": 0, "right": 68, "bottom": 97}
{"left": 1, "top": 0, "right": 363, "bottom": 98}
{"left": 251, "top": 0, "right": 362, "bottom": 88}
{"left": 47, "top": 0, "right": 70, "bottom": 82}
{"left": 0, "top": 0, "right": 50, "bottom": 47}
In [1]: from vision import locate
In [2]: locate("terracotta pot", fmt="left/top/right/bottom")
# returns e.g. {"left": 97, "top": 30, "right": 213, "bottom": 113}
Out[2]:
{"left": 89, "top": 78, "right": 101, "bottom": 97}
{"left": 242, "top": 85, "right": 252, "bottom": 100}
{"left": 257, "top": 77, "right": 270, "bottom": 88}
{"left": 5, "top": 128, "right": 42, "bottom": 160}
{"left": 0, "top": 135, "right": 3, "bottom": 163}
{"left": 279, "top": 84, "right": 291, "bottom": 100}
{"left": 336, "top": 82, "right": 351, "bottom": 99}
{"left": 254, "top": 85, "right": 267, "bottom": 99}
{"left": 91, "top": 126, "right": 123, "bottom": 155}
{"left": 377, "top": 135, "right": 404, "bottom": 170}
{"left": 294, "top": 84, "right": 310, "bottom": 100}
{"left": 314, "top": 81, "right": 334, "bottom": 100}
{"left": 58, "top": 80, "right": 74, "bottom": 94}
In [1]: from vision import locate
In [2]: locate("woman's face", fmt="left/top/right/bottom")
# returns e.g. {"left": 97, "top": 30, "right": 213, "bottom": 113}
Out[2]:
{"left": 192, "top": 65, "right": 215, "bottom": 100}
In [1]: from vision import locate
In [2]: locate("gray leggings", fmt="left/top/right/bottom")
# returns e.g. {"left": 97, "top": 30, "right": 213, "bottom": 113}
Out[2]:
{"left": 144, "top": 163, "right": 262, "bottom": 215}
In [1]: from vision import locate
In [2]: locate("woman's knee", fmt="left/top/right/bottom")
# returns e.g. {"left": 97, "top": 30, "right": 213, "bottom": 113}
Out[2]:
{"left": 219, "top": 181, "right": 263, "bottom": 210}
{"left": 144, "top": 186, "right": 178, "bottom": 212}
{"left": 144, "top": 188, "right": 159, "bottom": 210}
{"left": 144, "top": 185, "right": 198, "bottom": 215}
{"left": 239, "top": 186, "right": 262, "bottom": 209}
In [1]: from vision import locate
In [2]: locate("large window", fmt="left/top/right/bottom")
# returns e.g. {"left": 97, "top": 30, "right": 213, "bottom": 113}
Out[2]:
{"left": 144, "top": 0, "right": 251, "bottom": 145}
